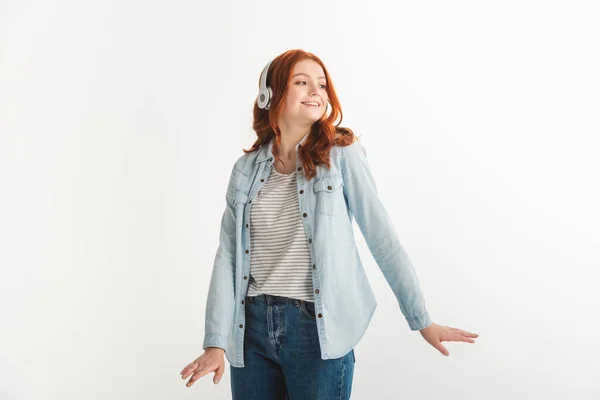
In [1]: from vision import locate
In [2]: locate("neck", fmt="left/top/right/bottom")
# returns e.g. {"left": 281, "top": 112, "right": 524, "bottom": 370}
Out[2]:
{"left": 275, "top": 127, "right": 310, "bottom": 159}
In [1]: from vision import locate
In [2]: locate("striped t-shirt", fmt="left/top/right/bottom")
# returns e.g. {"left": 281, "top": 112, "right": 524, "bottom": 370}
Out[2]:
{"left": 246, "top": 164, "right": 314, "bottom": 302}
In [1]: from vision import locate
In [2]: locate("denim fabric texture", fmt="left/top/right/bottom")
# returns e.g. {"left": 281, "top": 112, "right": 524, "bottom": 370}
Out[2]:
{"left": 203, "top": 133, "right": 432, "bottom": 367}
{"left": 230, "top": 294, "right": 354, "bottom": 399}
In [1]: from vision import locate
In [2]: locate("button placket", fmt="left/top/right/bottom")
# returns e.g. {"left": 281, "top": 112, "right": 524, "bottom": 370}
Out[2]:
{"left": 241, "top": 160, "right": 271, "bottom": 326}
{"left": 296, "top": 164, "right": 321, "bottom": 319}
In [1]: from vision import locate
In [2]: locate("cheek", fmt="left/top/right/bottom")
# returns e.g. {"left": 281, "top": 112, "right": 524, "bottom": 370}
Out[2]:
{"left": 287, "top": 92, "right": 301, "bottom": 104}
{"left": 286, "top": 96, "right": 302, "bottom": 110}
{"left": 288, "top": 86, "right": 304, "bottom": 100}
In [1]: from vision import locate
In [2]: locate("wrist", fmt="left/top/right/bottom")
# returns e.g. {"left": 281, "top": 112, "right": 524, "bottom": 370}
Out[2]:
{"left": 205, "top": 347, "right": 225, "bottom": 353}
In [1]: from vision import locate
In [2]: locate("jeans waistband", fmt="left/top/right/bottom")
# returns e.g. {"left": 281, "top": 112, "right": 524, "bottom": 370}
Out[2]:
{"left": 245, "top": 294, "right": 304, "bottom": 306}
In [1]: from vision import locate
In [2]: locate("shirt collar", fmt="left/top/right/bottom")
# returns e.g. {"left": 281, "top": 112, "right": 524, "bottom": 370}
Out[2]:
{"left": 255, "top": 131, "right": 310, "bottom": 164}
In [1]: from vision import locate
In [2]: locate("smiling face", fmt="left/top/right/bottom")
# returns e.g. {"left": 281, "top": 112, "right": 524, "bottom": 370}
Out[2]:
{"left": 279, "top": 59, "right": 329, "bottom": 127}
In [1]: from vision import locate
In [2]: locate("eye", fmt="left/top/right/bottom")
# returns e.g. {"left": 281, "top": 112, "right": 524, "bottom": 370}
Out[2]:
{"left": 297, "top": 81, "right": 327, "bottom": 89}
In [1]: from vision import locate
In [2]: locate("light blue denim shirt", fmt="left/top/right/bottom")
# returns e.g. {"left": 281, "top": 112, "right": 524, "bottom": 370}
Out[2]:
{"left": 203, "top": 133, "right": 432, "bottom": 367}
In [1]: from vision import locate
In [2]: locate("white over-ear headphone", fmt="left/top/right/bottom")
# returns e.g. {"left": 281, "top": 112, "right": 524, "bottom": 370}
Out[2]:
{"left": 257, "top": 59, "right": 274, "bottom": 110}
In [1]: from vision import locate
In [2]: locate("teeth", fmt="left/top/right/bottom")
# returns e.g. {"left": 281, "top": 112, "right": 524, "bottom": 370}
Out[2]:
{"left": 302, "top": 102, "right": 319, "bottom": 107}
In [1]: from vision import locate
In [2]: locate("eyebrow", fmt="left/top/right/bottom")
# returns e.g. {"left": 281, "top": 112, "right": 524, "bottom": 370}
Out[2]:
{"left": 292, "top": 72, "right": 326, "bottom": 80}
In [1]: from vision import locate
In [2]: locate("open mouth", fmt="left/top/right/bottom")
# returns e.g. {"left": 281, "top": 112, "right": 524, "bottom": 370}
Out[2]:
{"left": 301, "top": 102, "right": 320, "bottom": 107}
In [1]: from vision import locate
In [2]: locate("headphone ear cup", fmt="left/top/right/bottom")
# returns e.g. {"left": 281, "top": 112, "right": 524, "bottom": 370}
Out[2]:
{"left": 266, "top": 87, "right": 273, "bottom": 109}
{"left": 258, "top": 86, "right": 273, "bottom": 110}
{"left": 257, "top": 86, "right": 273, "bottom": 110}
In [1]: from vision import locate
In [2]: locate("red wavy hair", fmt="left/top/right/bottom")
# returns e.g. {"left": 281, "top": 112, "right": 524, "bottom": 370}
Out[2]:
{"left": 243, "top": 49, "right": 357, "bottom": 181}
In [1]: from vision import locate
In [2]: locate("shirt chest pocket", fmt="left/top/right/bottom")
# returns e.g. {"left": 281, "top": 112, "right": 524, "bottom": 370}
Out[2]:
{"left": 313, "top": 174, "right": 345, "bottom": 216}
{"left": 233, "top": 170, "right": 251, "bottom": 206}
{"left": 234, "top": 190, "right": 249, "bottom": 206}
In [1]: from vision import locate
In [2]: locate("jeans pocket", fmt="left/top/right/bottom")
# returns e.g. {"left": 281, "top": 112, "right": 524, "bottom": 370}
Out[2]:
{"left": 300, "top": 300, "right": 316, "bottom": 321}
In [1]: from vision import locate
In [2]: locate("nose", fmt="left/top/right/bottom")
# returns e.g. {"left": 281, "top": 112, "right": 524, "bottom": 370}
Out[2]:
{"left": 309, "top": 82, "right": 320, "bottom": 96}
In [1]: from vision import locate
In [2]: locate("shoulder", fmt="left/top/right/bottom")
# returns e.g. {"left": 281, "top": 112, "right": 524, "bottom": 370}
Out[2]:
{"left": 337, "top": 137, "right": 366, "bottom": 158}
{"left": 331, "top": 133, "right": 366, "bottom": 162}
{"left": 231, "top": 150, "right": 259, "bottom": 175}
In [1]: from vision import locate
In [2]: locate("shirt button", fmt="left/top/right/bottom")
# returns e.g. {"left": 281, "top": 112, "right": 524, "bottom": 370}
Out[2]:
{"left": 328, "top": 185, "right": 332, "bottom": 190}
{"left": 246, "top": 223, "right": 249, "bottom": 228}
{"left": 241, "top": 300, "right": 245, "bottom": 304}
{"left": 245, "top": 250, "right": 249, "bottom": 254}
{"left": 244, "top": 276, "right": 248, "bottom": 280}
{"left": 248, "top": 200, "right": 252, "bottom": 203}
{"left": 317, "top": 313, "right": 322, "bottom": 318}
{"left": 315, "top": 289, "right": 319, "bottom": 294}
{"left": 260, "top": 179, "right": 264, "bottom": 182}
{"left": 313, "top": 264, "right": 316, "bottom": 269}
{"left": 299, "top": 189, "right": 304, "bottom": 194}
{"left": 239, "top": 324, "right": 243, "bottom": 328}
{"left": 303, "top": 213, "right": 307, "bottom": 218}
{"left": 308, "top": 239, "right": 312, "bottom": 243}
{"left": 297, "top": 167, "right": 301, "bottom": 171}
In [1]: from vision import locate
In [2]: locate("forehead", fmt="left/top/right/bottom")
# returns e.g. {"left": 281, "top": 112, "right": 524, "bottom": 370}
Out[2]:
{"left": 291, "top": 59, "right": 326, "bottom": 79}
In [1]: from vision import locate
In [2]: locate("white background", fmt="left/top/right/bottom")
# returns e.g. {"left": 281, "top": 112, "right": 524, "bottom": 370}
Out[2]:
{"left": 1, "top": 0, "right": 598, "bottom": 399}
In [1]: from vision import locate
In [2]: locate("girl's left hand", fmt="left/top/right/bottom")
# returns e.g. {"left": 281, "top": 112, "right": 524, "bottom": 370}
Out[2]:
{"left": 419, "top": 322, "right": 479, "bottom": 356}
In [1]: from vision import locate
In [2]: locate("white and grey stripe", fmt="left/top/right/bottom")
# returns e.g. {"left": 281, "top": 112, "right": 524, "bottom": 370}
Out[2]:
{"left": 246, "top": 164, "right": 314, "bottom": 302}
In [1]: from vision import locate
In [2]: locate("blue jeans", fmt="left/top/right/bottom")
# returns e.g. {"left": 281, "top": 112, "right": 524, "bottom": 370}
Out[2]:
{"left": 230, "top": 294, "right": 355, "bottom": 399}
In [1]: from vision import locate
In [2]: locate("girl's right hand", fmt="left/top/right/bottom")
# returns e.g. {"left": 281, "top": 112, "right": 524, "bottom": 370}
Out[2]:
{"left": 180, "top": 348, "right": 225, "bottom": 387}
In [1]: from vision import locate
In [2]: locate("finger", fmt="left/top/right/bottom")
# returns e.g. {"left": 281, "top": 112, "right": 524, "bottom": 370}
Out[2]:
{"left": 461, "top": 335, "right": 476, "bottom": 343}
{"left": 446, "top": 326, "right": 478, "bottom": 336}
{"left": 446, "top": 329, "right": 475, "bottom": 342}
{"left": 183, "top": 363, "right": 204, "bottom": 383}
{"left": 180, "top": 362, "right": 198, "bottom": 378}
{"left": 432, "top": 341, "right": 450, "bottom": 356}
{"left": 439, "top": 330, "right": 462, "bottom": 342}
{"left": 456, "top": 329, "right": 478, "bottom": 337}
{"left": 446, "top": 331, "right": 477, "bottom": 343}
{"left": 457, "top": 332, "right": 478, "bottom": 339}
{"left": 186, "top": 364, "right": 213, "bottom": 387}
{"left": 213, "top": 361, "right": 225, "bottom": 384}
{"left": 180, "top": 364, "right": 198, "bottom": 379}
